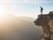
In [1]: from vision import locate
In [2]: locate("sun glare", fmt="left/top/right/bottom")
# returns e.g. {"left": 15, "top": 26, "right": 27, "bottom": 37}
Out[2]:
{"left": 0, "top": 5, "right": 6, "bottom": 15}
{"left": 0, "top": 5, "right": 7, "bottom": 19}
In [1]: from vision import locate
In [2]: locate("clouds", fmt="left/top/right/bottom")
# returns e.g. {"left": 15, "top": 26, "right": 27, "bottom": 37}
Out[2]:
{"left": 0, "top": 0, "right": 53, "bottom": 4}
{"left": 0, "top": 0, "right": 16, "bottom": 3}
{"left": 0, "top": 0, "right": 53, "bottom": 6}
{"left": 19, "top": 0, "right": 53, "bottom": 4}
{"left": 0, "top": 14, "right": 43, "bottom": 40}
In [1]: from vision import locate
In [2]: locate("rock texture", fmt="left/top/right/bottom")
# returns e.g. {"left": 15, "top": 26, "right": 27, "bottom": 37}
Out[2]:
{"left": 34, "top": 11, "right": 53, "bottom": 40}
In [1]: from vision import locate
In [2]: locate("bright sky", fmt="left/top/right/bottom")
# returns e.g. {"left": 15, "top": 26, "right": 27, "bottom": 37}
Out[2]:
{"left": 0, "top": 0, "right": 53, "bottom": 19}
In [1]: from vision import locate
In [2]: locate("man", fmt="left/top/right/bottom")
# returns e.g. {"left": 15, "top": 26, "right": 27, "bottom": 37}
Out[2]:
{"left": 40, "top": 7, "right": 43, "bottom": 14}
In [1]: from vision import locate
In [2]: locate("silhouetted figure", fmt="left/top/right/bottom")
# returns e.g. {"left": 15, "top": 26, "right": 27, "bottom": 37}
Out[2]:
{"left": 40, "top": 7, "right": 43, "bottom": 14}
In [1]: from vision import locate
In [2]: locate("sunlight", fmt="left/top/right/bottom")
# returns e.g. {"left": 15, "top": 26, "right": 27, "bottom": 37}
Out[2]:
{"left": 0, "top": 5, "right": 6, "bottom": 15}
{"left": 0, "top": 5, "right": 7, "bottom": 19}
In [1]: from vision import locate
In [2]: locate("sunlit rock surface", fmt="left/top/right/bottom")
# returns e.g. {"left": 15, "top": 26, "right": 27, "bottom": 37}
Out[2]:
{"left": 0, "top": 14, "right": 43, "bottom": 40}
{"left": 48, "top": 20, "right": 53, "bottom": 40}
{"left": 49, "top": 20, "right": 53, "bottom": 33}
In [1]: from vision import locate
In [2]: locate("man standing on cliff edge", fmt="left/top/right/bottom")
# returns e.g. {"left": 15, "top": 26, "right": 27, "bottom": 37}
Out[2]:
{"left": 40, "top": 7, "right": 43, "bottom": 14}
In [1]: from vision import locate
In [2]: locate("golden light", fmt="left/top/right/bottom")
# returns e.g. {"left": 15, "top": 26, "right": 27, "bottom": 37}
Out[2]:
{"left": 0, "top": 5, "right": 7, "bottom": 20}
{"left": 0, "top": 5, "right": 6, "bottom": 15}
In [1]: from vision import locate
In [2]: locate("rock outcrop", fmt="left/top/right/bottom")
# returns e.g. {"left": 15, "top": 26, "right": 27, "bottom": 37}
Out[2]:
{"left": 34, "top": 11, "right": 53, "bottom": 40}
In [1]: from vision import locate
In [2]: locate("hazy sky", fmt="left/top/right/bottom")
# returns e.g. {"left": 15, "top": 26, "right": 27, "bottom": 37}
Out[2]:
{"left": 0, "top": 0, "right": 53, "bottom": 19}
